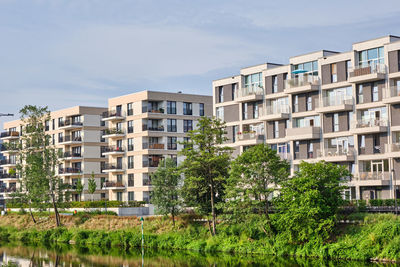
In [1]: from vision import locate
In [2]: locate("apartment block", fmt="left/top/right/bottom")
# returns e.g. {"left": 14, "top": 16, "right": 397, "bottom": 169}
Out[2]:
{"left": 0, "top": 106, "right": 107, "bottom": 201}
{"left": 213, "top": 35, "right": 400, "bottom": 201}
{"left": 101, "top": 90, "right": 212, "bottom": 202}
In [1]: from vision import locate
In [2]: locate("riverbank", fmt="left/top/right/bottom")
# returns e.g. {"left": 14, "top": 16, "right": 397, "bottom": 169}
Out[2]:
{"left": 0, "top": 213, "right": 400, "bottom": 262}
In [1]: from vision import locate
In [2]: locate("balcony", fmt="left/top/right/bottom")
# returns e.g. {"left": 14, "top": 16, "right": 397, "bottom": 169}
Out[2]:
{"left": 101, "top": 110, "right": 125, "bottom": 121}
{"left": 142, "top": 125, "right": 164, "bottom": 132}
{"left": 0, "top": 131, "right": 19, "bottom": 140}
{"left": 61, "top": 151, "right": 82, "bottom": 160}
{"left": 142, "top": 143, "right": 165, "bottom": 150}
{"left": 103, "top": 181, "right": 125, "bottom": 190}
{"left": 383, "top": 86, "right": 400, "bottom": 104}
{"left": 315, "top": 96, "right": 354, "bottom": 113}
{"left": 385, "top": 143, "right": 400, "bottom": 158}
{"left": 235, "top": 132, "right": 265, "bottom": 146}
{"left": 142, "top": 156, "right": 163, "bottom": 168}
{"left": 0, "top": 143, "right": 19, "bottom": 153}
{"left": 102, "top": 128, "right": 125, "bottom": 139}
{"left": 286, "top": 126, "right": 320, "bottom": 140}
{"left": 0, "top": 173, "right": 19, "bottom": 180}
{"left": 351, "top": 119, "right": 388, "bottom": 134}
{"left": 142, "top": 179, "right": 152, "bottom": 186}
{"left": 58, "top": 167, "right": 82, "bottom": 176}
{"left": 351, "top": 172, "right": 390, "bottom": 186}
{"left": 102, "top": 163, "right": 124, "bottom": 173}
{"left": 59, "top": 135, "right": 82, "bottom": 144}
{"left": 0, "top": 159, "right": 16, "bottom": 167}
{"left": 102, "top": 146, "right": 125, "bottom": 156}
{"left": 235, "top": 85, "right": 264, "bottom": 103}
{"left": 0, "top": 186, "right": 16, "bottom": 193}
{"left": 142, "top": 105, "right": 165, "bottom": 114}
{"left": 294, "top": 151, "right": 318, "bottom": 161}
{"left": 318, "top": 147, "right": 355, "bottom": 162}
{"left": 259, "top": 105, "right": 290, "bottom": 121}
{"left": 348, "top": 64, "right": 386, "bottom": 83}
{"left": 59, "top": 120, "right": 83, "bottom": 130}
{"left": 284, "top": 76, "right": 319, "bottom": 94}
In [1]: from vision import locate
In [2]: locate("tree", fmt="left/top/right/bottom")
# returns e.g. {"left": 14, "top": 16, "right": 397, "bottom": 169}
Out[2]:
{"left": 12, "top": 105, "right": 65, "bottom": 226}
{"left": 179, "top": 117, "right": 232, "bottom": 235}
{"left": 151, "top": 158, "right": 182, "bottom": 226}
{"left": 273, "top": 161, "right": 350, "bottom": 243}
{"left": 75, "top": 179, "right": 84, "bottom": 201}
{"left": 224, "top": 144, "right": 289, "bottom": 230}
{"left": 88, "top": 172, "right": 97, "bottom": 201}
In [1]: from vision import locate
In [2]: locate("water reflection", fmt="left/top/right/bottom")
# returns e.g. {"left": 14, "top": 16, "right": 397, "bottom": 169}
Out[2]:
{"left": 0, "top": 244, "right": 398, "bottom": 267}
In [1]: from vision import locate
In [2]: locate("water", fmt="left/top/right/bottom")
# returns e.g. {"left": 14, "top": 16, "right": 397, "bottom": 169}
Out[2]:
{"left": 0, "top": 243, "right": 398, "bottom": 267}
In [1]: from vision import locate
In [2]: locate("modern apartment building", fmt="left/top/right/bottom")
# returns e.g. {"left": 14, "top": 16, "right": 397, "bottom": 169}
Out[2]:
{"left": 213, "top": 35, "right": 400, "bottom": 201}
{"left": 0, "top": 106, "right": 107, "bottom": 201}
{"left": 101, "top": 90, "right": 212, "bottom": 203}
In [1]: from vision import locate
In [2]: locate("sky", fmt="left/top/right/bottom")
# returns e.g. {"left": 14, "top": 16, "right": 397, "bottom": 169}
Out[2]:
{"left": 1, "top": 0, "right": 400, "bottom": 129}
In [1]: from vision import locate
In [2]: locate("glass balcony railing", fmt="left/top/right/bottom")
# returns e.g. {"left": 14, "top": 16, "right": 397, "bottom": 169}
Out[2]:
{"left": 355, "top": 172, "right": 390, "bottom": 181}
{"left": 349, "top": 63, "right": 386, "bottom": 78}
{"left": 287, "top": 75, "right": 319, "bottom": 88}
{"left": 321, "top": 96, "right": 353, "bottom": 107}
{"left": 384, "top": 86, "right": 400, "bottom": 98}
{"left": 352, "top": 119, "right": 388, "bottom": 129}
{"left": 236, "top": 84, "right": 264, "bottom": 98}
{"left": 266, "top": 104, "right": 290, "bottom": 115}
{"left": 0, "top": 131, "right": 19, "bottom": 138}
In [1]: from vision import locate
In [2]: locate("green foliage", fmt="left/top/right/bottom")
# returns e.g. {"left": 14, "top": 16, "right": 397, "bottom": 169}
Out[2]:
{"left": 88, "top": 172, "right": 97, "bottom": 201}
{"left": 274, "top": 161, "right": 350, "bottom": 243}
{"left": 223, "top": 144, "right": 289, "bottom": 223}
{"left": 151, "top": 158, "right": 182, "bottom": 225}
{"left": 75, "top": 179, "right": 84, "bottom": 201}
{"left": 179, "top": 117, "right": 232, "bottom": 234}
{"left": 7, "top": 200, "right": 145, "bottom": 209}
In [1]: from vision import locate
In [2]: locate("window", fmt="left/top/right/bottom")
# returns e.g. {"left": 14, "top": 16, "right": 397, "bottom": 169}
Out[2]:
{"left": 348, "top": 111, "right": 353, "bottom": 130}
{"left": 183, "top": 102, "right": 193, "bottom": 115}
{"left": 72, "top": 146, "right": 81, "bottom": 156}
{"left": 360, "top": 135, "right": 366, "bottom": 148}
{"left": 306, "top": 96, "right": 312, "bottom": 111}
{"left": 117, "top": 157, "right": 123, "bottom": 169}
{"left": 346, "top": 60, "right": 351, "bottom": 79}
{"left": 331, "top": 63, "right": 337, "bottom": 83}
{"left": 242, "top": 103, "right": 248, "bottom": 120}
{"left": 45, "top": 120, "right": 49, "bottom": 131}
{"left": 216, "top": 107, "right": 224, "bottom": 121}
{"left": 167, "top": 137, "right": 177, "bottom": 150}
{"left": 52, "top": 134, "right": 55, "bottom": 145}
{"left": 183, "top": 120, "right": 193, "bottom": 132}
{"left": 333, "top": 113, "right": 339, "bottom": 132}
{"left": 116, "top": 122, "right": 123, "bottom": 132}
{"left": 358, "top": 46, "right": 384, "bottom": 68}
{"left": 72, "top": 130, "right": 81, "bottom": 141}
{"left": 58, "top": 117, "right": 63, "bottom": 127}
{"left": 308, "top": 142, "right": 314, "bottom": 158}
{"left": 128, "top": 174, "right": 134, "bottom": 187}
{"left": 294, "top": 141, "right": 300, "bottom": 159}
{"left": 128, "top": 156, "right": 134, "bottom": 169}
{"left": 232, "top": 125, "right": 238, "bottom": 143}
{"left": 199, "top": 103, "right": 204, "bottom": 116}
{"left": 218, "top": 86, "right": 224, "bottom": 102}
{"left": 232, "top": 84, "right": 237, "bottom": 100}
{"left": 167, "top": 101, "right": 176, "bottom": 114}
{"left": 357, "top": 84, "right": 364, "bottom": 104}
{"left": 128, "top": 192, "right": 134, "bottom": 201}
{"left": 283, "top": 73, "right": 288, "bottom": 89}
{"left": 272, "top": 75, "right": 278, "bottom": 93}
{"left": 244, "top": 72, "right": 263, "bottom": 91}
{"left": 128, "top": 138, "right": 134, "bottom": 151}
{"left": 293, "top": 95, "right": 299, "bottom": 112}
{"left": 253, "top": 102, "right": 259, "bottom": 119}
{"left": 293, "top": 61, "right": 318, "bottom": 77}
{"left": 167, "top": 119, "right": 177, "bottom": 132}
{"left": 127, "top": 120, "right": 134, "bottom": 133}
{"left": 127, "top": 103, "right": 133, "bottom": 116}
{"left": 273, "top": 121, "right": 279, "bottom": 138}
{"left": 183, "top": 137, "right": 191, "bottom": 149}
{"left": 58, "top": 132, "right": 63, "bottom": 143}
{"left": 116, "top": 192, "right": 122, "bottom": 201}
{"left": 116, "top": 105, "right": 122, "bottom": 116}
{"left": 372, "top": 82, "right": 379, "bottom": 102}
{"left": 100, "top": 130, "right": 106, "bottom": 142}
{"left": 373, "top": 134, "right": 381, "bottom": 153}
{"left": 52, "top": 119, "right": 55, "bottom": 130}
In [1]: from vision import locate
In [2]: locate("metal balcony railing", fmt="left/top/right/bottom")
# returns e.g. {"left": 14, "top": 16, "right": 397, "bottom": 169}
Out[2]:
{"left": 0, "top": 186, "right": 16, "bottom": 193}
{"left": 102, "top": 146, "right": 124, "bottom": 153}
{"left": 104, "top": 128, "right": 124, "bottom": 135}
{"left": 103, "top": 181, "right": 125, "bottom": 188}
{"left": 102, "top": 110, "right": 125, "bottom": 119}
{"left": 142, "top": 143, "right": 165, "bottom": 149}
{"left": 102, "top": 163, "right": 123, "bottom": 171}
{"left": 0, "top": 159, "right": 16, "bottom": 165}
{"left": 62, "top": 151, "right": 82, "bottom": 158}
{"left": 142, "top": 125, "right": 164, "bottom": 131}
{"left": 58, "top": 167, "right": 81, "bottom": 174}
{"left": 59, "top": 136, "right": 82, "bottom": 143}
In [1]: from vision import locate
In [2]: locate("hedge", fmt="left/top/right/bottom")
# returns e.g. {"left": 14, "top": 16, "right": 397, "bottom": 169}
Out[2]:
{"left": 6, "top": 200, "right": 146, "bottom": 209}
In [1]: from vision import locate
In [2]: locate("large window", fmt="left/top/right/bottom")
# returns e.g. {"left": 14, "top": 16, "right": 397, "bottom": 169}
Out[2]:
{"left": 218, "top": 86, "right": 224, "bottom": 102}
{"left": 128, "top": 192, "right": 134, "bottom": 201}
{"left": 357, "top": 84, "right": 364, "bottom": 104}
{"left": 294, "top": 116, "right": 320, "bottom": 128}
{"left": 127, "top": 103, "right": 133, "bottom": 116}
{"left": 272, "top": 75, "right": 278, "bottom": 93}
{"left": 358, "top": 46, "right": 384, "bottom": 68}
{"left": 331, "top": 63, "right": 337, "bottom": 82}
{"left": 199, "top": 103, "right": 204, "bottom": 116}
{"left": 183, "top": 120, "right": 193, "bottom": 132}
{"left": 273, "top": 121, "right": 279, "bottom": 138}
{"left": 128, "top": 174, "right": 134, "bottom": 187}
{"left": 167, "top": 137, "right": 177, "bottom": 150}
{"left": 167, "top": 119, "right": 177, "bottom": 132}
{"left": 128, "top": 138, "right": 134, "bottom": 151}
{"left": 216, "top": 107, "right": 224, "bottom": 121}
{"left": 306, "top": 95, "right": 312, "bottom": 111}
{"left": 183, "top": 102, "right": 193, "bottom": 115}
{"left": 242, "top": 103, "right": 248, "bottom": 120}
{"left": 232, "top": 84, "right": 237, "bottom": 100}
{"left": 244, "top": 72, "right": 263, "bottom": 90}
{"left": 325, "top": 86, "right": 352, "bottom": 106}
{"left": 333, "top": 113, "right": 339, "bottom": 132}
{"left": 293, "top": 95, "right": 299, "bottom": 112}
{"left": 127, "top": 120, "right": 134, "bottom": 133}
{"left": 293, "top": 61, "right": 318, "bottom": 77}
{"left": 128, "top": 156, "right": 134, "bottom": 169}
{"left": 372, "top": 82, "right": 379, "bottom": 102}
{"left": 167, "top": 101, "right": 176, "bottom": 114}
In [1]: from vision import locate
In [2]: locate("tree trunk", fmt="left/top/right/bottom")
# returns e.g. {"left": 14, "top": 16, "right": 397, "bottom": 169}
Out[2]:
{"left": 28, "top": 202, "right": 36, "bottom": 224}
{"left": 210, "top": 181, "right": 216, "bottom": 236}
{"left": 207, "top": 219, "right": 213, "bottom": 236}
{"left": 51, "top": 193, "right": 61, "bottom": 227}
{"left": 172, "top": 207, "right": 175, "bottom": 227}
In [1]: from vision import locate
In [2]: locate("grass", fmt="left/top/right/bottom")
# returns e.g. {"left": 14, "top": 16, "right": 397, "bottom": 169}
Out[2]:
{"left": 1, "top": 213, "right": 400, "bottom": 262}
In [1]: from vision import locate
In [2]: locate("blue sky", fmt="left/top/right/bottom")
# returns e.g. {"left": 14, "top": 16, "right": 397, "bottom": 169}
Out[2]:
{"left": 1, "top": 0, "right": 400, "bottom": 129}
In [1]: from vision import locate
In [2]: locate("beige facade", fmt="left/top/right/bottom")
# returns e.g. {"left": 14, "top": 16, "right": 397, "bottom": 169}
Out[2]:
{"left": 102, "top": 90, "right": 212, "bottom": 202}
{"left": 0, "top": 106, "right": 107, "bottom": 201}
{"left": 213, "top": 35, "right": 400, "bottom": 201}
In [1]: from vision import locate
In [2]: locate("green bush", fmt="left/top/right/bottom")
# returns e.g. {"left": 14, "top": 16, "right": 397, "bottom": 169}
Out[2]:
{"left": 6, "top": 200, "right": 145, "bottom": 209}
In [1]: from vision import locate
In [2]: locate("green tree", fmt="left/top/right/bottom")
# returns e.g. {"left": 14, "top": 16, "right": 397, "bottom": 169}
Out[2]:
{"left": 274, "top": 161, "right": 350, "bottom": 243}
{"left": 75, "top": 179, "right": 84, "bottom": 201}
{"left": 151, "top": 158, "right": 182, "bottom": 226}
{"left": 224, "top": 144, "right": 289, "bottom": 229}
{"left": 12, "top": 105, "right": 64, "bottom": 226}
{"left": 88, "top": 172, "right": 97, "bottom": 201}
{"left": 179, "top": 117, "right": 232, "bottom": 235}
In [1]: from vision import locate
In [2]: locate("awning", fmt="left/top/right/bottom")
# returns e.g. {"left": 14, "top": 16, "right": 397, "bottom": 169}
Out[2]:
{"left": 292, "top": 69, "right": 307, "bottom": 74}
